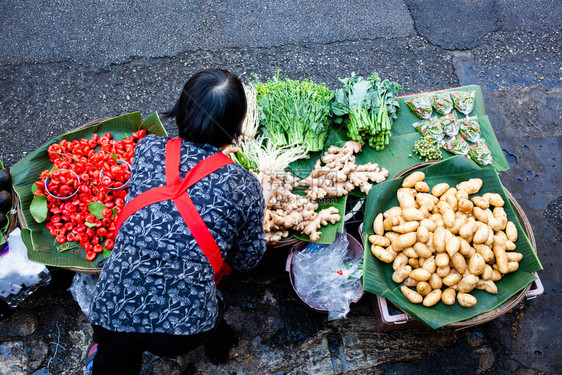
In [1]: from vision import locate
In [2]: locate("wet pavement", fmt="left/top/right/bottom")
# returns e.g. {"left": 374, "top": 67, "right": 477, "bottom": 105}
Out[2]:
{"left": 0, "top": 1, "right": 560, "bottom": 374}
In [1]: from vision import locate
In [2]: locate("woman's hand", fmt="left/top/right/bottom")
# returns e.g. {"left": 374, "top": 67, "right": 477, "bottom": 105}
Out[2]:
{"left": 220, "top": 144, "right": 239, "bottom": 155}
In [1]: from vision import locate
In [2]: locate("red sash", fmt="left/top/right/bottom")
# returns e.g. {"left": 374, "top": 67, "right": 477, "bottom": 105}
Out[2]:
{"left": 115, "top": 138, "right": 234, "bottom": 284}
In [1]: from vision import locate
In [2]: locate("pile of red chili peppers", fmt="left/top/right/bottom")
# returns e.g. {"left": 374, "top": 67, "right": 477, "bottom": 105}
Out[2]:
{"left": 32, "top": 129, "right": 146, "bottom": 261}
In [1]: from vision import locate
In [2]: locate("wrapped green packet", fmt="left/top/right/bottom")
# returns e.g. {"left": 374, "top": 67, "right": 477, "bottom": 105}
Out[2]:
{"left": 469, "top": 140, "right": 493, "bottom": 166}
{"left": 442, "top": 135, "right": 470, "bottom": 156}
{"left": 458, "top": 116, "right": 482, "bottom": 143}
{"left": 412, "top": 118, "right": 444, "bottom": 142}
{"left": 439, "top": 113, "right": 459, "bottom": 136}
{"left": 451, "top": 91, "right": 476, "bottom": 116}
{"left": 406, "top": 95, "right": 433, "bottom": 119}
{"left": 431, "top": 92, "right": 454, "bottom": 115}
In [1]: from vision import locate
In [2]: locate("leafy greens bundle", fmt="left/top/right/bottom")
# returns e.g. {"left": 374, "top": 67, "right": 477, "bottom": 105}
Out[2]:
{"left": 331, "top": 72, "right": 402, "bottom": 151}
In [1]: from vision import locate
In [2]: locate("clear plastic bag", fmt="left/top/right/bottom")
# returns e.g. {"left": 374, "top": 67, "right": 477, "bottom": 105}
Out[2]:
{"left": 0, "top": 228, "right": 51, "bottom": 308}
{"left": 69, "top": 272, "right": 99, "bottom": 318}
{"left": 292, "top": 233, "right": 363, "bottom": 320}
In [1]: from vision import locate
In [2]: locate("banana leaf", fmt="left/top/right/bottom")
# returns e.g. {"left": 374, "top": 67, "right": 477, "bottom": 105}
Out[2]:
{"left": 361, "top": 156, "right": 542, "bottom": 329}
{"left": 10, "top": 112, "right": 168, "bottom": 270}
{"left": 291, "top": 193, "right": 347, "bottom": 244}
{"left": 291, "top": 85, "right": 509, "bottom": 184}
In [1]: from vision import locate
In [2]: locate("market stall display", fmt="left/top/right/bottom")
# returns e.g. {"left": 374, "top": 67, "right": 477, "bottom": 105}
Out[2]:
{"left": 362, "top": 156, "right": 542, "bottom": 329}
{"left": 10, "top": 112, "right": 167, "bottom": 271}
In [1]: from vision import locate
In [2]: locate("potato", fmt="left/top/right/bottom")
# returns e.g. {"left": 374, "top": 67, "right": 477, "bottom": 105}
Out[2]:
{"left": 458, "top": 199, "right": 474, "bottom": 213}
{"left": 416, "top": 225, "right": 430, "bottom": 243}
{"left": 437, "top": 265, "right": 451, "bottom": 278}
{"left": 392, "top": 232, "right": 418, "bottom": 251}
{"left": 416, "top": 281, "right": 432, "bottom": 296}
{"left": 420, "top": 219, "right": 437, "bottom": 232}
{"left": 445, "top": 236, "right": 461, "bottom": 257}
{"left": 485, "top": 226, "right": 495, "bottom": 246}
{"left": 371, "top": 245, "right": 396, "bottom": 263}
{"left": 468, "top": 253, "right": 486, "bottom": 275}
{"left": 373, "top": 213, "right": 384, "bottom": 235}
{"left": 459, "top": 238, "right": 474, "bottom": 257}
{"left": 473, "top": 206, "right": 489, "bottom": 223}
{"left": 403, "top": 171, "right": 426, "bottom": 188}
{"left": 435, "top": 253, "right": 450, "bottom": 268}
{"left": 422, "top": 256, "right": 437, "bottom": 274}
{"left": 392, "top": 253, "right": 409, "bottom": 271}
{"left": 451, "top": 252, "right": 467, "bottom": 274}
{"left": 401, "top": 286, "right": 423, "bottom": 304}
{"left": 393, "top": 221, "right": 420, "bottom": 234}
{"left": 482, "top": 265, "right": 493, "bottom": 281}
{"left": 433, "top": 227, "right": 447, "bottom": 253}
{"left": 413, "top": 242, "right": 431, "bottom": 258}
{"left": 459, "top": 220, "right": 478, "bottom": 239}
{"left": 442, "top": 209, "right": 456, "bottom": 228}
{"left": 450, "top": 215, "right": 468, "bottom": 235}
{"left": 483, "top": 193, "right": 505, "bottom": 207}
{"left": 383, "top": 216, "right": 398, "bottom": 231}
{"left": 401, "top": 207, "right": 424, "bottom": 221}
{"left": 423, "top": 289, "right": 442, "bottom": 307}
{"left": 369, "top": 235, "right": 391, "bottom": 247}
{"left": 471, "top": 196, "right": 490, "bottom": 210}
{"left": 441, "top": 288, "right": 457, "bottom": 305}
{"left": 505, "top": 221, "right": 518, "bottom": 242}
{"left": 432, "top": 183, "right": 450, "bottom": 197}
{"left": 384, "top": 206, "right": 402, "bottom": 218}
{"left": 488, "top": 217, "right": 507, "bottom": 231}
{"left": 417, "top": 191, "right": 438, "bottom": 205}
{"left": 457, "top": 178, "right": 483, "bottom": 195}
{"left": 458, "top": 274, "right": 479, "bottom": 293}
{"left": 443, "top": 270, "right": 462, "bottom": 287}
{"left": 444, "top": 192, "right": 458, "bottom": 212}
{"left": 385, "top": 231, "right": 400, "bottom": 241}
{"left": 409, "top": 258, "right": 420, "bottom": 268}
{"left": 476, "top": 280, "right": 498, "bottom": 294}
{"left": 493, "top": 207, "right": 507, "bottom": 219}
{"left": 429, "top": 273, "right": 443, "bottom": 290}
{"left": 507, "top": 261, "right": 519, "bottom": 273}
{"left": 397, "top": 189, "right": 416, "bottom": 209}
{"left": 483, "top": 208, "right": 494, "bottom": 222}
{"left": 506, "top": 252, "right": 523, "bottom": 262}
{"left": 474, "top": 244, "right": 495, "bottom": 263}
{"left": 473, "top": 223, "right": 490, "bottom": 244}
{"left": 415, "top": 181, "right": 430, "bottom": 193}
{"left": 409, "top": 268, "right": 431, "bottom": 282}
{"left": 493, "top": 234, "right": 506, "bottom": 249}
{"left": 457, "top": 293, "right": 477, "bottom": 307}
{"left": 402, "top": 247, "right": 419, "bottom": 259}
{"left": 505, "top": 240, "right": 517, "bottom": 251}
{"left": 493, "top": 244, "right": 509, "bottom": 274}
{"left": 392, "top": 265, "right": 412, "bottom": 283}
{"left": 403, "top": 277, "right": 418, "bottom": 287}
{"left": 491, "top": 270, "right": 502, "bottom": 281}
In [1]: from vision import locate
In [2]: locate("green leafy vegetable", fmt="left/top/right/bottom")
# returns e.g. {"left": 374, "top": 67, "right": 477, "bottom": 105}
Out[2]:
{"left": 330, "top": 72, "right": 402, "bottom": 151}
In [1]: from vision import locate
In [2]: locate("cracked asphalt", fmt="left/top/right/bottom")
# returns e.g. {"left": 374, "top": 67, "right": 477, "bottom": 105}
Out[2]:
{"left": 0, "top": 1, "right": 560, "bottom": 374}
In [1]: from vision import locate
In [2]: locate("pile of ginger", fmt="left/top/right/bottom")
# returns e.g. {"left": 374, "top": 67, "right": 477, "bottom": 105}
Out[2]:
{"left": 263, "top": 141, "right": 389, "bottom": 244}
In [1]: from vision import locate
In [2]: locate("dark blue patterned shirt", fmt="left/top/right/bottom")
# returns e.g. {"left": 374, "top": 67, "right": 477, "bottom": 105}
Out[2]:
{"left": 89, "top": 135, "right": 266, "bottom": 335}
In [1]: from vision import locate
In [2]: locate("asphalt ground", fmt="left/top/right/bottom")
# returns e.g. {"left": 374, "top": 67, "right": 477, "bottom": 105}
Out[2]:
{"left": 0, "top": 1, "right": 560, "bottom": 374}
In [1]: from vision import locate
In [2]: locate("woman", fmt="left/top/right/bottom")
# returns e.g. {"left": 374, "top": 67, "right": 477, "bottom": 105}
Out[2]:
{"left": 87, "top": 69, "right": 266, "bottom": 374}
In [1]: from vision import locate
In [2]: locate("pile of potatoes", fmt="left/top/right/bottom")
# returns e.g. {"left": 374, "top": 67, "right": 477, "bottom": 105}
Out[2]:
{"left": 369, "top": 171, "right": 522, "bottom": 308}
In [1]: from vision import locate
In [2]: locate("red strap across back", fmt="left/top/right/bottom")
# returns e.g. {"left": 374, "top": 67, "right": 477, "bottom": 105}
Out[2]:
{"left": 115, "top": 138, "right": 234, "bottom": 284}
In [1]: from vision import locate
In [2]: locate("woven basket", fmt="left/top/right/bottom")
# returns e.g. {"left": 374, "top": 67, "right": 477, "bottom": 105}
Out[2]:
{"left": 0, "top": 186, "right": 20, "bottom": 253}
{"left": 388, "top": 162, "right": 537, "bottom": 330}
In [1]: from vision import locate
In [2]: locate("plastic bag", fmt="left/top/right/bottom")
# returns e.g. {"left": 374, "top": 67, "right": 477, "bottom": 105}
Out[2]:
{"left": 0, "top": 228, "right": 51, "bottom": 308}
{"left": 69, "top": 272, "right": 99, "bottom": 318}
{"left": 292, "top": 233, "right": 363, "bottom": 320}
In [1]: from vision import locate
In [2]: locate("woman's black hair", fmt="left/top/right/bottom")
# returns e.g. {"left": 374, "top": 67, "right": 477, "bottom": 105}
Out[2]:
{"left": 163, "top": 69, "right": 247, "bottom": 147}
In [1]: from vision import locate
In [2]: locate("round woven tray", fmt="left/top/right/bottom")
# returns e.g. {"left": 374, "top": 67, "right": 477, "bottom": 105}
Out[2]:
{"left": 391, "top": 162, "right": 537, "bottom": 330}
{"left": 16, "top": 118, "right": 111, "bottom": 275}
